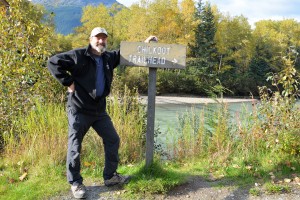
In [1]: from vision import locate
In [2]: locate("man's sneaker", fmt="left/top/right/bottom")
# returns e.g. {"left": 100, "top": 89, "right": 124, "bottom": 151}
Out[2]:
{"left": 104, "top": 172, "right": 131, "bottom": 187}
{"left": 71, "top": 184, "right": 87, "bottom": 199}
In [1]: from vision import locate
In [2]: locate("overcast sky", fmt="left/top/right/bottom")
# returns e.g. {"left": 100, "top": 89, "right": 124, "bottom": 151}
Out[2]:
{"left": 116, "top": 0, "right": 300, "bottom": 26}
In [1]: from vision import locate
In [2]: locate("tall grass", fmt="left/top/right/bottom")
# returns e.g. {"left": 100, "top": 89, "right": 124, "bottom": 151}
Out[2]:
{"left": 165, "top": 93, "right": 300, "bottom": 179}
{"left": 2, "top": 88, "right": 146, "bottom": 166}
{"left": 2, "top": 102, "right": 68, "bottom": 166}
{"left": 0, "top": 88, "right": 147, "bottom": 198}
{"left": 106, "top": 87, "right": 146, "bottom": 164}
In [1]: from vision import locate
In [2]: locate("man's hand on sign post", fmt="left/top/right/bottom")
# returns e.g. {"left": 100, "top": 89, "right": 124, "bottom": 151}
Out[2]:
{"left": 144, "top": 36, "right": 158, "bottom": 43}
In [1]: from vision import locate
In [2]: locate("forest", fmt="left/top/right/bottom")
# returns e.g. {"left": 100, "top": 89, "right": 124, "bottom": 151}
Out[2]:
{"left": 52, "top": 0, "right": 300, "bottom": 97}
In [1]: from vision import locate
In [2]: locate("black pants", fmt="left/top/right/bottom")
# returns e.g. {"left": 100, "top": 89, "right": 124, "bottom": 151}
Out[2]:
{"left": 66, "top": 105, "right": 120, "bottom": 185}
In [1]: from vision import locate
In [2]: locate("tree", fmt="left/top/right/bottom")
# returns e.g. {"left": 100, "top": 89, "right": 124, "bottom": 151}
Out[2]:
{"left": 178, "top": 0, "right": 197, "bottom": 46}
{"left": 247, "top": 39, "right": 274, "bottom": 95}
{"left": 147, "top": 0, "right": 181, "bottom": 43}
{"left": 73, "top": 4, "right": 113, "bottom": 48}
{"left": 253, "top": 19, "right": 300, "bottom": 72}
{"left": 214, "top": 14, "right": 252, "bottom": 95}
{"left": 187, "top": 1, "right": 218, "bottom": 90}
{"left": 0, "top": 0, "right": 56, "bottom": 147}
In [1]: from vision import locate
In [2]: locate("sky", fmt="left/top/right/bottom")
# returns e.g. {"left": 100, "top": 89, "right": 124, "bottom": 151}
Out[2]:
{"left": 116, "top": 0, "right": 300, "bottom": 27}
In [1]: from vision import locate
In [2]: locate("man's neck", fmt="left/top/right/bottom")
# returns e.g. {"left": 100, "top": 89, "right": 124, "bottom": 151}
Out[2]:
{"left": 90, "top": 48, "right": 102, "bottom": 56}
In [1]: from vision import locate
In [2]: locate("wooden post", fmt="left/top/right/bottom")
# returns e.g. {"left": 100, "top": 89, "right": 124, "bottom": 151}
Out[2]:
{"left": 145, "top": 67, "right": 157, "bottom": 167}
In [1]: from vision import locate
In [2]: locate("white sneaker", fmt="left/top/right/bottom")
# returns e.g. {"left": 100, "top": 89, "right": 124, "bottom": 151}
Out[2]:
{"left": 71, "top": 184, "right": 87, "bottom": 199}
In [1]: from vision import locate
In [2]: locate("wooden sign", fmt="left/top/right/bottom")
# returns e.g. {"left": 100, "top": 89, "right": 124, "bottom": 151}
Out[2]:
{"left": 120, "top": 40, "right": 187, "bottom": 167}
{"left": 120, "top": 41, "right": 186, "bottom": 69}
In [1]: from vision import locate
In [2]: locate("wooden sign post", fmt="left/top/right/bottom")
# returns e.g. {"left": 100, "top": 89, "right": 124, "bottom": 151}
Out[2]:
{"left": 120, "top": 41, "right": 186, "bottom": 167}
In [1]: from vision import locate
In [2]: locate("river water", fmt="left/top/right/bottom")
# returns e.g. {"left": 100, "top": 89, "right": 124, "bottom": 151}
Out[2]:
{"left": 154, "top": 101, "right": 254, "bottom": 134}
{"left": 154, "top": 99, "right": 300, "bottom": 133}
{"left": 142, "top": 96, "right": 299, "bottom": 156}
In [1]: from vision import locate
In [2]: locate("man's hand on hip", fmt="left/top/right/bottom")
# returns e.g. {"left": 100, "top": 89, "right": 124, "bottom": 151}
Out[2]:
{"left": 68, "top": 83, "right": 75, "bottom": 93}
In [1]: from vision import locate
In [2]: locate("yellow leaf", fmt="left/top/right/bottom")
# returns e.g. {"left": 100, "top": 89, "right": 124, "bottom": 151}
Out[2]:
{"left": 19, "top": 172, "right": 27, "bottom": 181}
{"left": 232, "top": 164, "right": 240, "bottom": 168}
{"left": 284, "top": 178, "right": 291, "bottom": 183}
{"left": 84, "top": 162, "right": 92, "bottom": 167}
{"left": 83, "top": 161, "right": 95, "bottom": 167}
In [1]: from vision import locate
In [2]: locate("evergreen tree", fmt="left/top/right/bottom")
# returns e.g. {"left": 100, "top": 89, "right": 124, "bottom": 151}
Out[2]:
{"left": 187, "top": 0, "right": 218, "bottom": 91}
{"left": 247, "top": 40, "right": 274, "bottom": 95}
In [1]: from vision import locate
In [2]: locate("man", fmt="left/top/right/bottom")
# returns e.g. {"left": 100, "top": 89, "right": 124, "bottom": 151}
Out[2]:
{"left": 47, "top": 27, "right": 157, "bottom": 199}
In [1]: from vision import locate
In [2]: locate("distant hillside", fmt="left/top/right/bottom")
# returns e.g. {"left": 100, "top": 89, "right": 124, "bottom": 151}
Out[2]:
{"left": 31, "top": 0, "right": 120, "bottom": 35}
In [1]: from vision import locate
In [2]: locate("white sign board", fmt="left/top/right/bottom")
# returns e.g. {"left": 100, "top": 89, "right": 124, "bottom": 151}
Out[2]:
{"left": 120, "top": 41, "right": 186, "bottom": 69}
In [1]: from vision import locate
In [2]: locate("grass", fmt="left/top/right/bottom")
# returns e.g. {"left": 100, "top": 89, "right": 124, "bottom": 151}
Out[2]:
{"left": 249, "top": 188, "right": 261, "bottom": 196}
{"left": 264, "top": 182, "right": 292, "bottom": 194}
{"left": 0, "top": 162, "right": 68, "bottom": 200}
{"left": 0, "top": 87, "right": 300, "bottom": 199}
{"left": 121, "top": 161, "right": 188, "bottom": 199}
{"left": 0, "top": 158, "right": 187, "bottom": 199}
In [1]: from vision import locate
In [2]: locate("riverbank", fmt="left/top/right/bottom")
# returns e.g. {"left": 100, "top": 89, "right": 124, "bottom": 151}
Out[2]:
{"left": 139, "top": 95, "right": 258, "bottom": 105}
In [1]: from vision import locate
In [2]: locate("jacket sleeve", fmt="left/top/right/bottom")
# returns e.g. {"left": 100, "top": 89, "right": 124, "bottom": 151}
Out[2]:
{"left": 111, "top": 49, "right": 120, "bottom": 69}
{"left": 47, "top": 51, "right": 76, "bottom": 87}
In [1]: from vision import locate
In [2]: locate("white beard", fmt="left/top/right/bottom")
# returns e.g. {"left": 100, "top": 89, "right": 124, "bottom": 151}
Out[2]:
{"left": 91, "top": 43, "right": 106, "bottom": 54}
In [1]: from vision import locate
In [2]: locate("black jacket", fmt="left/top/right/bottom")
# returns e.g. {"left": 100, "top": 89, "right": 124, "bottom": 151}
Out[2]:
{"left": 47, "top": 45, "right": 120, "bottom": 115}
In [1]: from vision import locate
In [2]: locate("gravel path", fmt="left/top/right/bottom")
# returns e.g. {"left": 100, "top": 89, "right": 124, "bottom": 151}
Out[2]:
{"left": 157, "top": 176, "right": 300, "bottom": 200}
{"left": 49, "top": 175, "right": 300, "bottom": 200}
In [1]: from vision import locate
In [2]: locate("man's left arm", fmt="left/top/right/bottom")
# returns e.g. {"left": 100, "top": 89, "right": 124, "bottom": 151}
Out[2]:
{"left": 144, "top": 36, "right": 158, "bottom": 43}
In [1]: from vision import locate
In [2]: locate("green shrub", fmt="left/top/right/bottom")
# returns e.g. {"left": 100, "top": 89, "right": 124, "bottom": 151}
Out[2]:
{"left": 2, "top": 87, "right": 146, "bottom": 166}
{"left": 0, "top": 0, "right": 61, "bottom": 148}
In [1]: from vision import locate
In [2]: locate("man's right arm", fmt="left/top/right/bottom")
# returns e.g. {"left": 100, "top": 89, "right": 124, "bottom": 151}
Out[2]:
{"left": 47, "top": 52, "right": 75, "bottom": 87}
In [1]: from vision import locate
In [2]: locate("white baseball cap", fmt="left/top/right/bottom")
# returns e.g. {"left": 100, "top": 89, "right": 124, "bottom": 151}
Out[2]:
{"left": 90, "top": 27, "right": 108, "bottom": 37}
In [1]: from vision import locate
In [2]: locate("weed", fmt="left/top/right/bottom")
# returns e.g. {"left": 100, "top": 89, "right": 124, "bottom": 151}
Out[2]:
{"left": 264, "top": 182, "right": 292, "bottom": 194}
{"left": 123, "top": 160, "right": 187, "bottom": 199}
{"left": 249, "top": 187, "right": 261, "bottom": 196}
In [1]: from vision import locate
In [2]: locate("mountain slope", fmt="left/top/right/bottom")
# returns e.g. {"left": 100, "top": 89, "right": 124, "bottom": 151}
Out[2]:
{"left": 31, "top": 0, "right": 119, "bottom": 35}
{"left": 31, "top": 0, "right": 117, "bottom": 7}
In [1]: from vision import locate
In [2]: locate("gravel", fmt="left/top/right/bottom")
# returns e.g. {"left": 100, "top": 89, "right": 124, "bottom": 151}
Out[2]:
{"left": 48, "top": 176, "right": 300, "bottom": 200}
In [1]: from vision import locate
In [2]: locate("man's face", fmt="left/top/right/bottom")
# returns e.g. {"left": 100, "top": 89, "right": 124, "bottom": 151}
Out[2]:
{"left": 90, "top": 33, "right": 108, "bottom": 54}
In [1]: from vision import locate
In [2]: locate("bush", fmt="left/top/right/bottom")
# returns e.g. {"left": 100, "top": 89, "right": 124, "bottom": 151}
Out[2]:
{"left": 2, "top": 87, "right": 146, "bottom": 168}
{"left": 0, "top": 0, "right": 60, "bottom": 148}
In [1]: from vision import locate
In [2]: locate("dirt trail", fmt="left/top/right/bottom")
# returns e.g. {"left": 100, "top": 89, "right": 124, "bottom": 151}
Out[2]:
{"left": 49, "top": 176, "right": 300, "bottom": 200}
